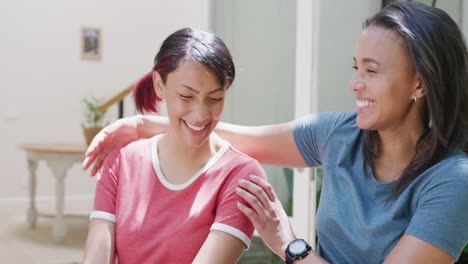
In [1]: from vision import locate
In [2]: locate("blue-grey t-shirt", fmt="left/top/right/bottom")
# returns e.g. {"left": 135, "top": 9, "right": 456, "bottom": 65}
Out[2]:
{"left": 293, "top": 111, "right": 468, "bottom": 263}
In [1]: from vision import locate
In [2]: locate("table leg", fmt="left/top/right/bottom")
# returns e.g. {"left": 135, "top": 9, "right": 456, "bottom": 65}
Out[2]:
{"left": 27, "top": 159, "right": 38, "bottom": 228}
{"left": 53, "top": 175, "right": 67, "bottom": 242}
{"left": 48, "top": 163, "right": 68, "bottom": 243}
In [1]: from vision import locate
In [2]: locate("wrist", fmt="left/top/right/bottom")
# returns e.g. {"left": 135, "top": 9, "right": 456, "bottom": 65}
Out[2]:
{"left": 281, "top": 237, "right": 296, "bottom": 258}
{"left": 135, "top": 115, "right": 145, "bottom": 138}
{"left": 284, "top": 238, "right": 312, "bottom": 264}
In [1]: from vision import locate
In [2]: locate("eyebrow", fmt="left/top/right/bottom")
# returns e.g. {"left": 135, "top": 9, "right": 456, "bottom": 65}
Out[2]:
{"left": 353, "top": 57, "right": 381, "bottom": 66}
{"left": 181, "top": 84, "right": 224, "bottom": 94}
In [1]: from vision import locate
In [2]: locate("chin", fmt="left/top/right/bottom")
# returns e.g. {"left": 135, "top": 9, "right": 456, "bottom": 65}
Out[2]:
{"left": 356, "top": 116, "right": 373, "bottom": 130}
{"left": 183, "top": 131, "right": 214, "bottom": 148}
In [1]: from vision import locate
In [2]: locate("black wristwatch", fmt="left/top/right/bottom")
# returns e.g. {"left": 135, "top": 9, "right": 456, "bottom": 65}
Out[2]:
{"left": 284, "top": 239, "right": 312, "bottom": 264}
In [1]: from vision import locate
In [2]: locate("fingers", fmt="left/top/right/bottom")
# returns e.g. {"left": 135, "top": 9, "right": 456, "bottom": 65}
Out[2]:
{"left": 82, "top": 130, "right": 108, "bottom": 173}
{"left": 81, "top": 156, "right": 91, "bottom": 171}
{"left": 250, "top": 175, "right": 277, "bottom": 201}
{"left": 85, "top": 127, "right": 111, "bottom": 156}
{"left": 235, "top": 186, "right": 267, "bottom": 218}
{"left": 81, "top": 147, "right": 100, "bottom": 173}
{"left": 247, "top": 175, "right": 278, "bottom": 202}
{"left": 90, "top": 153, "right": 106, "bottom": 176}
{"left": 236, "top": 202, "right": 260, "bottom": 226}
{"left": 84, "top": 138, "right": 99, "bottom": 157}
{"left": 238, "top": 179, "right": 272, "bottom": 209}
{"left": 85, "top": 137, "right": 105, "bottom": 158}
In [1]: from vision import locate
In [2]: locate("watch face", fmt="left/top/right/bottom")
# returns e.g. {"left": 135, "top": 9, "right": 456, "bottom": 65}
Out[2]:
{"left": 289, "top": 239, "right": 307, "bottom": 254}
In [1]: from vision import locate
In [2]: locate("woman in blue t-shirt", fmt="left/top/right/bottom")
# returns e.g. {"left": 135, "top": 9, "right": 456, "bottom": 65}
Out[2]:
{"left": 82, "top": 2, "right": 468, "bottom": 263}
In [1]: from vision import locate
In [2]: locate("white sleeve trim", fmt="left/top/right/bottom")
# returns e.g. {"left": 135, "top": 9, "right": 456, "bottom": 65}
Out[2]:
{"left": 211, "top": 223, "right": 251, "bottom": 249}
{"left": 89, "top": 210, "right": 116, "bottom": 222}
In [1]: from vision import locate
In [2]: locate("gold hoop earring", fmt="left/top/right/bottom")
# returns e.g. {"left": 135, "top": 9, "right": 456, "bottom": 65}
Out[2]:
{"left": 412, "top": 96, "right": 417, "bottom": 103}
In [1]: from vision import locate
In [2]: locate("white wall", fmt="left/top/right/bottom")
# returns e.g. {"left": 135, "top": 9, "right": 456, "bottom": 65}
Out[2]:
{"left": 0, "top": 0, "right": 203, "bottom": 208}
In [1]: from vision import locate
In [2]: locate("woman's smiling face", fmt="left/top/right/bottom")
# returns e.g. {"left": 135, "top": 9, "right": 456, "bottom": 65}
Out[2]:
{"left": 154, "top": 60, "right": 227, "bottom": 148}
{"left": 350, "top": 26, "right": 422, "bottom": 132}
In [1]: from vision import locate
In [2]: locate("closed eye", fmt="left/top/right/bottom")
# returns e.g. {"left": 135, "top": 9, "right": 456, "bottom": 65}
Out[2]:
{"left": 179, "top": 94, "right": 193, "bottom": 100}
{"left": 209, "top": 97, "right": 224, "bottom": 102}
{"left": 352, "top": 66, "right": 377, "bottom": 74}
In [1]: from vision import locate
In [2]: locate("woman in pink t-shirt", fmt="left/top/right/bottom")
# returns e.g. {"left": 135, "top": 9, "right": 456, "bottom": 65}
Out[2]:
{"left": 82, "top": 27, "right": 266, "bottom": 264}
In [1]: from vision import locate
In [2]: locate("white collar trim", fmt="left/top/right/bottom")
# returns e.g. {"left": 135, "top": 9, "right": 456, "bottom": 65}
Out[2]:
{"left": 151, "top": 134, "right": 230, "bottom": 190}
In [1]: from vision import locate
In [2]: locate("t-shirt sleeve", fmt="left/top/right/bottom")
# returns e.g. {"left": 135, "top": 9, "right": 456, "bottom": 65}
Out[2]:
{"left": 211, "top": 159, "right": 267, "bottom": 248}
{"left": 405, "top": 160, "right": 468, "bottom": 259}
{"left": 292, "top": 112, "right": 352, "bottom": 167}
{"left": 89, "top": 149, "right": 121, "bottom": 222}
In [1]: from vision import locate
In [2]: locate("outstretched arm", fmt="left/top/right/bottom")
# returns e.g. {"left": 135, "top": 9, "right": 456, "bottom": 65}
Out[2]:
{"left": 383, "top": 235, "right": 454, "bottom": 263}
{"left": 82, "top": 115, "right": 307, "bottom": 175}
{"left": 215, "top": 121, "right": 306, "bottom": 167}
{"left": 82, "top": 219, "right": 116, "bottom": 264}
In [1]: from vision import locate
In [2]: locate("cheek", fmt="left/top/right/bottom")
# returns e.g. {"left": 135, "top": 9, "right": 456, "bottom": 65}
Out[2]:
{"left": 210, "top": 102, "right": 225, "bottom": 121}
{"left": 169, "top": 99, "right": 190, "bottom": 114}
{"left": 367, "top": 75, "right": 384, "bottom": 88}
{"left": 368, "top": 78, "right": 392, "bottom": 98}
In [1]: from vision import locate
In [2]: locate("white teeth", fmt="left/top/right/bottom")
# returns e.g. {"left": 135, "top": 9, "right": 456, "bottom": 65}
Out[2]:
{"left": 357, "top": 100, "right": 375, "bottom": 108}
{"left": 185, "top": 121, "right": 206, "bottom": 131}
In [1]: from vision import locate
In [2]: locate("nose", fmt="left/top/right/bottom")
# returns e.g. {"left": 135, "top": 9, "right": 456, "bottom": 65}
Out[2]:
{"left": 349, "top": 75, "right": 365, "bottom": 92}
{"left": 193, "top": 102, "right": 210, "bottom": 121}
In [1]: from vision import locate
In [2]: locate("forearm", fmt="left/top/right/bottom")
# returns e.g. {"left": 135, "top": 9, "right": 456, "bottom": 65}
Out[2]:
{"left": 193, "top": 230, "right": 245, "bottom": 264}
{"left": 215, "top": 121, "right": 306, "bottom": 167}
{"left": 83, "top": 220, "right": 116, "bottom": 264}
{"left": 214, "top": 122, "right": 261, "bottom": 156}
{"left": 295, "top": 252, "right": 329, "bottom": 264}
{"left": 136, "top": 114, "right": 169, "bottom": 138}
{"left": 135, "top": 116, "right": 267, "bottom": 160}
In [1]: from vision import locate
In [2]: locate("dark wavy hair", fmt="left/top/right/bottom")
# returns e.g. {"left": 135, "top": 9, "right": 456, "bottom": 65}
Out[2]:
{"left": 362, "top": 2, "right": 468, "bottom": 200}
{"left": 133, "top": 27, "right": 235, "bottom": 113}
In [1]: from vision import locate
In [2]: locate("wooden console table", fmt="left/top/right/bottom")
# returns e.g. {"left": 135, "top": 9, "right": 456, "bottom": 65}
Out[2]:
{"left": 20, "top": 143, "right": 86, "bottom": 242}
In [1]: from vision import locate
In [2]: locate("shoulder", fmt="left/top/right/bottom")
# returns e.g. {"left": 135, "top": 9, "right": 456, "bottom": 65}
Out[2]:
{"left": 293, "top": 111, "right": 359, "bottom": 143}
{"left": 425, "top": 151, "right": 468, "bottom": 183}
{"left": 415, "top": 151, "right": 468, "bottom": 198}
{"left": 405, "top": 151, "right": 468, "bottom": 259}
{"left": 118, "top": 137, "right": 153, "bottom": 159}
{"left": 219, "top": 146, "right": 267, "bottom": 180}
{"left": 102, "top": 137, "right": 153, "bottom": 169}
{"left": 292, "top": 112, "right": 361, "bottom": 166}
{"left": 440, "top": 152, "right": 467, "bottom": 180}
{"left": 121, "top": 136, "right": 153, "bottom": 152}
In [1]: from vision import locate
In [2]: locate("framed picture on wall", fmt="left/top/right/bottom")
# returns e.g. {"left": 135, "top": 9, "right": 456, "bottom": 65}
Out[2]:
{"left": 81, "top": 27, "right": 101, "bottom": 61}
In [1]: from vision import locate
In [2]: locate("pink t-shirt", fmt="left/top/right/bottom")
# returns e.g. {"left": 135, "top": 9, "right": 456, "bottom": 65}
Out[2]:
{"left": 90, "top": 135, "right": 267, "bottom": 263}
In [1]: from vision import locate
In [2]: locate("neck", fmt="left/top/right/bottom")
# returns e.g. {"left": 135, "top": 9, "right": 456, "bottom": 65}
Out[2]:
{"left": 156, "top": 132, "right": 223, "bottom": 184}
{"left": 378, "top": 130, "right": 419, "bottom": 164}
{"left": 163, "top": 133, "right": 221, "bottom": 161}
{"left": 374, "top": 106, "right": 426, "bottom": 182}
